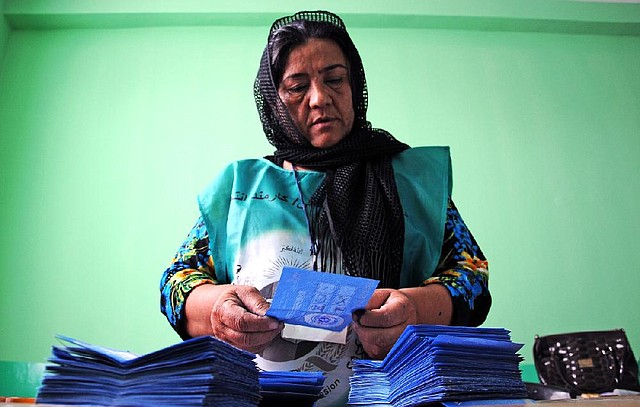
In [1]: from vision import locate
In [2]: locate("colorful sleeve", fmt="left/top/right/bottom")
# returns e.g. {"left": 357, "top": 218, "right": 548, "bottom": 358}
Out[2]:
{"left": 423, "top": 199, "right": 492, "bottom": 326}
{"left": 160, "top": 216, "right": 216, "bottom": 339}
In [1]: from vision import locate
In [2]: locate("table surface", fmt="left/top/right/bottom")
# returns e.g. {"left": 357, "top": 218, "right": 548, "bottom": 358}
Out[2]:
{"left": 2, "top": 395, "right": 640, "bottom": 406}
{"left": 458, "top": 396, "right": 640, "bottom": 406}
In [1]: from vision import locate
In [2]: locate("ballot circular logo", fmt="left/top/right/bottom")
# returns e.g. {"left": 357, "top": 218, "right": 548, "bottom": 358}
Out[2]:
{"left": 304, "top": 313, "right": 343, "bottom": 329}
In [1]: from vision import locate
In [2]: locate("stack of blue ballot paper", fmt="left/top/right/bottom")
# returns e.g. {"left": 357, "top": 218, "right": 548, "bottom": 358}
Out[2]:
{"left": 36, "top": 334, "right": 261, "bottom": 407}
{"left": 259, "top": 370, "right": 326, "bottom": 407}
{"left": 348, "top": 325, "right": 528, "bottom": 406}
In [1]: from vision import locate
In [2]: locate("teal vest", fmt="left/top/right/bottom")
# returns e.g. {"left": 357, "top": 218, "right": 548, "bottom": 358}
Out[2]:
{"left": 198, "top": 146, "right": 451, "bottom": 288}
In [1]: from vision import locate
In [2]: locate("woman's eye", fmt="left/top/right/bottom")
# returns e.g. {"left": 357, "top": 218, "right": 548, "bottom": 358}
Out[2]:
{"left": 326, "top": 77, "right": 344, "bottom": 87}
{"left": 288, "top": 84, "right": 307, "bottom": 94}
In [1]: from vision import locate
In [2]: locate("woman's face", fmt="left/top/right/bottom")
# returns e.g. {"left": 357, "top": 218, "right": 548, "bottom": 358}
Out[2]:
{"left": 278, "top": 38, "right": 354, "bottom": 148}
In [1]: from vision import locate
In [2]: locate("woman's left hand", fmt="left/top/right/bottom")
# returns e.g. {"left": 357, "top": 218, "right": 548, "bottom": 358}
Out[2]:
{"left": 351, "top": 288, "right": 418, "bottom": 359}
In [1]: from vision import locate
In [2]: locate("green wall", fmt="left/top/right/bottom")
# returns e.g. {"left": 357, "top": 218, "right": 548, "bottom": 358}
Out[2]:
{"left": 1, "top": 0, "right": 639, "bottom": 395}
{"left": 0, "top": 0, "right": 8, "bottom": 67}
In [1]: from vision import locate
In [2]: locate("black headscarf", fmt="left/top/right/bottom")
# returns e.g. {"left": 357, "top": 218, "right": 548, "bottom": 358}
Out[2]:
{"left": 254, "top": 11, "right": 410, "bottom": 288}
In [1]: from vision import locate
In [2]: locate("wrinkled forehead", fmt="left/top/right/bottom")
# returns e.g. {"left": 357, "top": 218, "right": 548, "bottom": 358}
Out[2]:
{"left": 281, "top": 39, "right": 350, "bottom": 77}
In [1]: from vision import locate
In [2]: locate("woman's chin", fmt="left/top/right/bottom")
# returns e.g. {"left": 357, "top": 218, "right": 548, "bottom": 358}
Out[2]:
{"left": 308, "top": 133, "right": 346, "bottom": 149}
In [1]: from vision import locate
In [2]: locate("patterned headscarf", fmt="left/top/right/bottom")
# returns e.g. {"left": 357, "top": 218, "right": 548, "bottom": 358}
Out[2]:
{"left": 254, "top": 11, "right": 410, "bottom": 288}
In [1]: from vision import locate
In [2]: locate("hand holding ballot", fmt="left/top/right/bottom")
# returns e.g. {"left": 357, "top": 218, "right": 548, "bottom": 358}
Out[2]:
{"left": 354, "top": 284, "right": 456, "bottom": 359}
{"left": 352, "top": 288, "right": 418, "bottom": 359}
{"left": 186, "top": 284, "right": 284, "bottom": 354}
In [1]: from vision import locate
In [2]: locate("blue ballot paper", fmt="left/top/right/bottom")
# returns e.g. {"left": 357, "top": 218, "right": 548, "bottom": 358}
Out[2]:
{"left": 265, "top": 266, "right": 379, "bottom": 332}
{"left": 348, "top": 325, "right": 528, "bottom": 407}
{"left": 37, "top": 334, "right": 327, "bottom": 407}
{"left": 37, "top": 335, "right": 261, "bottom": 407}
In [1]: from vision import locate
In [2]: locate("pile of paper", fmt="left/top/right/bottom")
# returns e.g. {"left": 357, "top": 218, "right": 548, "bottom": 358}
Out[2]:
{"left": 259, "top": 370, "right": 326, "bottom": 407}
{"left": 36, "top": 335, "right": 261, "bottom": 407}
{"left": 348, "top": 325, "right": 528, "bottom": 406}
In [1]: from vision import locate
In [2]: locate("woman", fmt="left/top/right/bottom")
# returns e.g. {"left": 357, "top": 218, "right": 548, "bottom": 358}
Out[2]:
{"left": 160, "top": 10, "right": 490, "bottom": 407}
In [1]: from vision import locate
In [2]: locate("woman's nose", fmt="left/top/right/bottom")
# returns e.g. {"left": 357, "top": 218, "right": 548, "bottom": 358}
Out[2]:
{"left": 308, "top": 82, "right": 330, "bottom": 108}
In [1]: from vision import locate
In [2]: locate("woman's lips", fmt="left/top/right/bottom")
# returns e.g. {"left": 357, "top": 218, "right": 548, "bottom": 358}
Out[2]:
{"left": 311, "top": 117, "right": 335, "bottom": 128}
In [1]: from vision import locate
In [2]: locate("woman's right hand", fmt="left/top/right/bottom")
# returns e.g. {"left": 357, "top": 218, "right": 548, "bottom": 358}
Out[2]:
{"left": 185, "top": 283, "right": 283, "bottom": 354}
{"left": 208, "top": 285, "right": 283, "bottom": 354}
